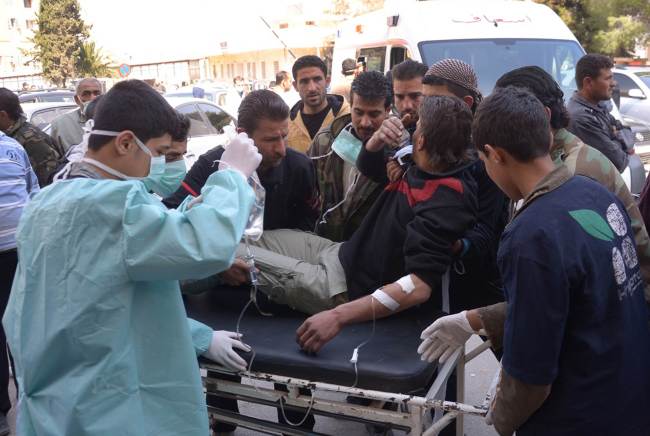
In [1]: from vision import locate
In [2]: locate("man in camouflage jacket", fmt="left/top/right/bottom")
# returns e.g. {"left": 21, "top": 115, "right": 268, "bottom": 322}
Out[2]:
{"left": 7, "top": 117, "right": 60, "bottom": 186}
{"left": 0, "top": 88, "right": 61, "bottom": 187}
{"left": 307, "top": 71, "right": 397, "bottom": 242}
{"left": 308, "top": 113, "right": 383, "bottom": 241}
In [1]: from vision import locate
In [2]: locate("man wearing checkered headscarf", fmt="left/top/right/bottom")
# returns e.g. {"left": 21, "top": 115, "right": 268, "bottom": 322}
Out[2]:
{"left": 420, "top": 57, "right": 508, "bottom": 330}
{"left": 422, "top": 58, "right": 483, "bottom": 113}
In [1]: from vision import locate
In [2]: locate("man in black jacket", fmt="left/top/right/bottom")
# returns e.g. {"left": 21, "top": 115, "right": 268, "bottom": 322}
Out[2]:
{"left": 164, "top": 90, "right": 320, "bottom": 286}
{"left": 240, "top": 95, "right": 477, "bottom": 353}
{"left": 164, "top": 90, "right": 320, "bottom": 435}
{"left": 567, "top": 54, "right": 634, "bottom": 172}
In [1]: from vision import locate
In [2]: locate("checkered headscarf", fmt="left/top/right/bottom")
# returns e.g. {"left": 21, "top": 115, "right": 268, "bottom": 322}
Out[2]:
{"left": 425, "top": 59, "right": 482, "bottom": 100}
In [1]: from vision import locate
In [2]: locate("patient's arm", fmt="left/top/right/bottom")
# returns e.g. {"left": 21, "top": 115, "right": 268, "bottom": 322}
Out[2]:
{"left": 296, "top": 274, "right": 432, "bottom": 353}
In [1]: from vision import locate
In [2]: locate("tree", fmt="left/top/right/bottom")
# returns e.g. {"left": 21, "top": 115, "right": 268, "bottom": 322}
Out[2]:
{"left": 77, "top": 41, "right": 113, "bottom": 78}
{"left": 536, "top": 0, "right": 650, "bottom": 56}
{"left": 25, "top": 0, "right": 89, "bottom": 87}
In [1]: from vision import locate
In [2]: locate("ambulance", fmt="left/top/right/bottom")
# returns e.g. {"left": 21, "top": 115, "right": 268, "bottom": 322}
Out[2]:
{"left": 332, "top": 0, "right": 647, "bottom": 194}
{"left": 332, "top": 0, "right": 583, "bottom": 99}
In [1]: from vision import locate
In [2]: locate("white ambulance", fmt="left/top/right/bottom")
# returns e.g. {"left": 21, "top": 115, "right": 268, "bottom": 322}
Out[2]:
{"left": 332, "top": 0, "right": 584, "bottom": 98}
{"left": 332, "top": 0, "right": 648, "bottom": 193}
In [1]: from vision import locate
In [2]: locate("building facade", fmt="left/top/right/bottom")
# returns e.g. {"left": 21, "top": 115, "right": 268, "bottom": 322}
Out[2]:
{"left": 0, "top": 0, "right": 44, "bottom": 90}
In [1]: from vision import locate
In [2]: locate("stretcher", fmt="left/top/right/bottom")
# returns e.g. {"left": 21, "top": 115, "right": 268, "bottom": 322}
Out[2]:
{"left": 184, "top": 288, "right": 491, "bottom": 435}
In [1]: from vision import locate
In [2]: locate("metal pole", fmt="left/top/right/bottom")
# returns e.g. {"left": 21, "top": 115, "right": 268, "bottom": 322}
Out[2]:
{"left": 259, "top": 16, "right": 297, "bottom": 59}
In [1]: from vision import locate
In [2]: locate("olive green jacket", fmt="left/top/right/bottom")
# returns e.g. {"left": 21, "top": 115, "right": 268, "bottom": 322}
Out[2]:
{"left": 6, "top": 116, "right": 61, "bottom": 187}
{"left": 306, "top": 113, "right": 382, "bottom": 242}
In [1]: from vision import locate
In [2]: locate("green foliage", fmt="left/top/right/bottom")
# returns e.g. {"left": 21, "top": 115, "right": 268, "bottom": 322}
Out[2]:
{"left": 594, "top": 16, "right": 647, "bottom": 57}
{"left": 536, "top": 0, "right": 649, "bottom": 56}
{"left": 77, "top": 41, "right": 113, "bottom": 78}
{"left": 25, "top": 0, "right": 89, "bottom": 87}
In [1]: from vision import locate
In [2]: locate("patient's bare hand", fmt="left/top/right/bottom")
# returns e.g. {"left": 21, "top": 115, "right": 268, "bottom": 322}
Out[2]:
{"left": 220, "top": 258, "right": 250, "bottom": 286}
{"left": 296, "top": 310, "right": 342, "bottom": 353}
{"left": 386, "top": 160, "right": 404, "bottom": 183}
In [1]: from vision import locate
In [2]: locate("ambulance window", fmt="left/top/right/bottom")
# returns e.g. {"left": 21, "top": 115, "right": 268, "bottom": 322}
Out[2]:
{"left": 389, "top": 47, "right": 408, "bottom": 69}
{"left": 358, "top": 47, "right": 386, "bottom": 73}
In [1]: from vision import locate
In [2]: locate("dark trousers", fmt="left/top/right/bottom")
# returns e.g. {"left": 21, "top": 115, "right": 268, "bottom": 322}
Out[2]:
{"left": 0, "top": 250, "right": 18, "bottom": 415}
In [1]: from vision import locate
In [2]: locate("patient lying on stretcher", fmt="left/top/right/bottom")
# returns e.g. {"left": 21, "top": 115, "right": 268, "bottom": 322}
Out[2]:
{"left": 236, "top": 96, "right": 478, "bottom": 353}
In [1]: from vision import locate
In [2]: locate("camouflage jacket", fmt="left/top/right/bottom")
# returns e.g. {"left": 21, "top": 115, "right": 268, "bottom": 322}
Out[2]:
{"left": 6, "top": 116, "right": 61, "bottom": 187}
{"left": 479, "top": 127, "right": 650, "bottom": 351}
{"left": 306, "top": 113, "right": 382, "bottom": 242}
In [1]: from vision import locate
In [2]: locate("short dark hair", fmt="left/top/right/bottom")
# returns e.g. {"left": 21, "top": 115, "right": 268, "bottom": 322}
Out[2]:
{"left": 292, "top": 55, "right": 327, "bottom": 80}
{"left": 275, "top": 71, "right": 290, "bottom": 84}
{"left": 0, "top": 88, "right": 22, "bottom": 120}
{"left": 495, "top": 66, "right": 569, "bottom": 130}
{"left": 473, "top": 86, "right": 550, "bottom": 162}
{"left": 237, "top": 89, "right": 289, "bottom": 134}
{"left": 172, "top": 112, "right": 191, "bottom": 142}
{"left": 418, "top": 96, "right": 472, "bottom": 170}
{"left": 391, "top": 60, "right": 428, "bottom": 82}
{"left": 350, "top": 71, "right": 393, "bottom": 109}
{"left": 88, "top": 80, "right": 179, "bottom": 150}
{"left": 576, "top": 54, "right": 613, "bottom": 90}
{"left": 422, "top": 75, "right": 480, "bottom": 113}
{"left": 342, "top": 58, "right": 356, "bottom": 75}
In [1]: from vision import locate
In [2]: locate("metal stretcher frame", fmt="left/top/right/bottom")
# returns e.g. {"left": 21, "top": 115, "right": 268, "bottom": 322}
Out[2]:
{"left": 200, "top": 340, "right": 492, "bottom": 436}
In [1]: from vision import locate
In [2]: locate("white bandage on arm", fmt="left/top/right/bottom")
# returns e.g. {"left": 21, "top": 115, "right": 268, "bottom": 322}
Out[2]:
{"left": 371, "top": 289, "right": 399, "bottom": 311}
{"left": 396, "top": 274, "right": 416, "bottom": 294}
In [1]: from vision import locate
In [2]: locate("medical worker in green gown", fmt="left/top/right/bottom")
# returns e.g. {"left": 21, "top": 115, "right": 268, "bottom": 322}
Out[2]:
{"left": 3, "top": 80, "right": 261, "bottom": 436}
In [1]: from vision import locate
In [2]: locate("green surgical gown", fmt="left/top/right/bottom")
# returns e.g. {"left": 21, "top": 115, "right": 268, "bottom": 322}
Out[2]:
{"left": 3, "top": 169, "right": 254, "bottom": 435}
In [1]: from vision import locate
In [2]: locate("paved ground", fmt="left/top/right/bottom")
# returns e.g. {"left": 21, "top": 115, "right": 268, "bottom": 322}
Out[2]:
{"left": 5, "top": 337, "right": 499, "bottom": 436}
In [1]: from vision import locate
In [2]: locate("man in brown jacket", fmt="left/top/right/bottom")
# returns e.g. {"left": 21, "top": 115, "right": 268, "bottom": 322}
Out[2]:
{"left": 288, "top": 55, "right": 349, "bottom": 153}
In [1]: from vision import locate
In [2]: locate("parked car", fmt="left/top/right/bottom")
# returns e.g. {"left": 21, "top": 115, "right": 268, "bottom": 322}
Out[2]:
{"left": 164, "top": 97, "right": 237, "bottom": 170}
{"left": 37, "top": 98, "right": 235, "bottom": 171}
{"left": 625, "top": 115, "right": 650, "bottom": 176}
{"left": 18, "top": 90, "right": 75, "bottom": 104}
{"left": 165, "top": 86, "right": 242, "bottom": 118}
{"left": 21, "top": 102, "right": 78, "bottom": 130}
{"left": 613, "top": 68, "right": 650, "bottom": 125}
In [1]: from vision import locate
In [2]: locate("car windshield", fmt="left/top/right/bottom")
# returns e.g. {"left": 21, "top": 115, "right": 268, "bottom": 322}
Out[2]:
{"left": 635, "top": 72, "right": 650, "bottom": 88}
{"left": 419, "top": 39, "right": 584, "bottom": 99}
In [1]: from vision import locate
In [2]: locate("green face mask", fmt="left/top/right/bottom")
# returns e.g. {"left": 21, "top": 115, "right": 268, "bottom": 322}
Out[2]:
{"left": 143, "top": 159, "right": 187, "bottom": 197}
{"left": 331, "top": 127, "right": 363, "bottom": 166}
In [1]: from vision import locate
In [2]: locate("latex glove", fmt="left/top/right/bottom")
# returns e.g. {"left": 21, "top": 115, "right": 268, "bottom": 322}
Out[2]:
{"left": 219, "top": 132, "right": 262, "bottom": 180}
{"left": 186, "top": 195, "right": 202, "bottom": 210}
{"left": 418, "top": 311, "right": 474, "bottom": 363}
{"left": 204, "top": 330, "right": 251, "bottom": 372}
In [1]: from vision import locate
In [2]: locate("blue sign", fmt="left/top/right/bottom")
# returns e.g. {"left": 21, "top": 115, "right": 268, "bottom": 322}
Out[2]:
{"left": 118, "top": 63, "right": 131, "bottom": 78}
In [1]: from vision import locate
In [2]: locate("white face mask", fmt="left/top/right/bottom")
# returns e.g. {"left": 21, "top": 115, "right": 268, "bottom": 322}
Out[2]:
{"left": 82, "top": 130, "right": 166, "bottom": 181}
{"left": 331, "top": 127, "right": 363, "bottom": 166}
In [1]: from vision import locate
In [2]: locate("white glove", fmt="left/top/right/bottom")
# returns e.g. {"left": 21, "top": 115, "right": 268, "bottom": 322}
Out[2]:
{"left": 417, "top": 311, "right": 474, "bottom": 363}
{"left": 203, "top": 330, "right": 251, "bottom": 372}
{"left": 219, "top": 132, "right": 262, "bottom": 180}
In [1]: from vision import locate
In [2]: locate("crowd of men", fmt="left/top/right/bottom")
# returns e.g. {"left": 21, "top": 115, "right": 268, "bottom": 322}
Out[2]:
{"left": 0, "top": 52, "right": 649, "bottom": 436}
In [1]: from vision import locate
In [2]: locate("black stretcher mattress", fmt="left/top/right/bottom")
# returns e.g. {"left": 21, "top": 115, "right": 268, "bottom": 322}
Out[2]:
{"left": 184, "top": 287, "right": 442, "bottom": 393}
